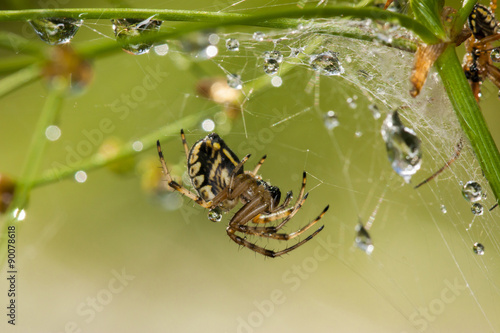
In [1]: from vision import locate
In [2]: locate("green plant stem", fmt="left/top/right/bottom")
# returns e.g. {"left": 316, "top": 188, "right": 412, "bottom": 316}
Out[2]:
{"left": 454, "top": 0, "right": 477, "bottom": 35}
{"left": 436, "top": 45, "right": 500, "bottom": 202}
{"left": 0, "top": 64, "right": 41, "bottom": 98}
{"left": 30, "top": 110, "right": 212, "bottom": 188}
{"left": 0, "top": 31, "right": 45, "bottom": 56}
{"left": 0, "top": 6, "right": 437, "bottom": 41}
{"left": 0, "top": 83, "right": 66, "bottom": 267}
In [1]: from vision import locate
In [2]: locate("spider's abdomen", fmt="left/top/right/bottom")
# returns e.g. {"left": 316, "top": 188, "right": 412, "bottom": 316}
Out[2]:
{"left": 187, "top": 133, "right": 243, "bottom": 201}
{"left": 469, "top": 4, "right": 499, "bottom": 40}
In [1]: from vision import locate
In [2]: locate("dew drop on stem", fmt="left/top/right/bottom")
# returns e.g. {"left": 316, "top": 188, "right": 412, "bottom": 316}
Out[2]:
{"left": 29, "top": 17, "right": 82, "bottom": 45}
{"left": 111, "top": 18, "right": 162, "bottom": 55}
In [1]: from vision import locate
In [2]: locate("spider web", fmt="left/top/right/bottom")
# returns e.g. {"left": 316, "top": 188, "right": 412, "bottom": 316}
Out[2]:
{"left": 1, "top": 0, "right": 500, "bottom": 332}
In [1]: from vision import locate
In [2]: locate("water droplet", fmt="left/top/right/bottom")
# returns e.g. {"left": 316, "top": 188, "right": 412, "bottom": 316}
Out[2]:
{"left": 347, "top": 97, "right": 357, "bottom": 109}
{"left": 205, "top": 45, "right": 218, "bottom": 58}
{"left": 132, "top": 140, "right": 143, "bottom": 152}
{"left": 381, "top": 111, "right": 422, "bottom": 183}
{"left": 323, "top": 111, "right": 339, "bottom": 130}
{"left": 473, "top": 242, "right": 485, "bottom": 255}
{"left": 75, "top": 170, "right": 87, "bottom": 183}
{"left": 264, "top": 50, "right": 283, "bottom": 63}
{"left": 225, "top": 38, "right": 239, "bottom": 51}
{"left": 202, "top": 119, "right": 215, "bottom": 132}
{"left": 45, "top": 125, "right": 61, "bottom": 141}
{"left": 264, "top": 58, "right": 279, "bottom": 75}
{"left": 310, "top": 51, "right": 344, "bottom": 76}
{"left": 491, "top": 48, "right": 500, "bottom": 62}
{"left": 355, "top": 131, "right": 363, "bottom": 137}
{"left": 154, "top": 43, "right": 169, "bottom": 56}
{"left": 111, "top": 18, "right": 162, "bottom": 55}
{"left": 13, "top": 208, "right": 26, "bottom": 221}
{"left": 375, "top": 33, "right": 393, "bottom": 44}
{"left": 208, "top": 207, "right": 222, "bottom": 222}
{"left": 289, "top": 48, "right": 300, "bottom": 57}
{"left": 271, "top": 76, "right": 283, "bottom": 87}
{"left": 462, "top": 181, "right": 482, "bottom": 202}
{"left": 208, "top": 33, "right": 219, "bottom": 45}
{"left": 368, "top": 104, "right": 381, "bottom": 119}
{"left": 440, "top": 204, "right": 447, "bottom": 214}
{"left": 355, "top": 222, "right": 374, "bottom": 255}
{"left": 253, "top": 31, "right": 265, "bottom": 42}
{"left": 226, "top": 73, "right": 242, "bottom": 89}
{"left": 29, "top": 17, "right": 82, "bottom": 45}
{"left": 471, "top": 203, "right": 484, "bottom": 215}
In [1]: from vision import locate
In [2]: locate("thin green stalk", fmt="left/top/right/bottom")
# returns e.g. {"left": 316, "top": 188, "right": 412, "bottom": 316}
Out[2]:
{"left": 0, "top": 31, "right": 45, "bottom": 56}
{"left": 0, "top": 6, "right": 437, "bottom": 42}
{"left": 31, "top": 109, "right": 212, "bottom": 188}
{"left": 0, "top": 55, "right": 38, "bottom": 74}
{"left": 436, "top": 45, "right": 500, "bottom": 202}
{"left": 0, "top": 83, "right": 66, "bottom": 267}
{"left": 0, "top": 63, "right": 41, "bottom": 98}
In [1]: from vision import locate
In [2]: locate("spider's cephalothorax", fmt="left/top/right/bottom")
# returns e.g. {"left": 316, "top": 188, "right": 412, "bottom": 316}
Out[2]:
{"left": 463, "top": 2, "right": 500, "bottom": 102}
{"left": 157, "top": 130, "right": 329, "bottom": 258}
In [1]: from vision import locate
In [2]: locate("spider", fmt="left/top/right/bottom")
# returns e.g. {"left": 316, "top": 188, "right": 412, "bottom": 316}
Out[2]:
{"left": 463, "top": 0, "right": 500, "bottom": 102}
{"left": 156, "top": 130, "right": 329, "bottom": 258}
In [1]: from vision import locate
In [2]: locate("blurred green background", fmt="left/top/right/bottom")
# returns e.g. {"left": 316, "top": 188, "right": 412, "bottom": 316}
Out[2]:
{"left": 1, "top": 0, "right": 500, "bottom": 332}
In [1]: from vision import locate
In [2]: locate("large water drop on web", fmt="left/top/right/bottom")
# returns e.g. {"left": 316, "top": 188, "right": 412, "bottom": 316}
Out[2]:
{"left": 462, "top": 181, "right": 483, "bottom": 203}
{"left": 310, "top": 51, "right": 344, "bottom": 76}
{"left": 111, "top": 18, "right": 162, "bottom": 55}
{"left": 381, "top": 111, "right": 422, "bottom": 183}
{"left": 29, "top": 18, "right": 82, "bottom": 45}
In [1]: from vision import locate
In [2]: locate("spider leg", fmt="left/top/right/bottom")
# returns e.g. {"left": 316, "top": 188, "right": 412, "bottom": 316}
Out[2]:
{"left": 250, "top": 155, "right": 267, "bottom": 176}
{"left": 486, "top": 63, "right": 500, "bottom": 89}
{"left": 252, "top": 171, "right": 308, "bottom": 226}
{"left": 275, "top": 191, "right": 293, "bottom": 211}
{"left": 228, "top": 154, "right": 251, "bottom": 194}
{"left": 226, "top": 225, "right": 324, "bottom": 258}
{"left": 471, "top": 81, "right": 482, "bottom": 102}
{"left": 157, "top": 140, "right": 213, "bottom": 209}
{"left": 479, "top": 32, "right": 500, "bottom": 44}
{"left": 180, "top": 129, "right": 190, "bottom": 160}
{"left": 238, "top": 205, "right": 329, "bottom": 241}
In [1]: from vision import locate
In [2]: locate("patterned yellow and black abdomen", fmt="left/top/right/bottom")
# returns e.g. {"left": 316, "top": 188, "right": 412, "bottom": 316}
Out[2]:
{"left": 469, "top": 4, "right": 499, "bottom": 40}
{"left": 187, "top": 133, "right": 243, "bottom": 201}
